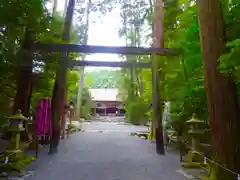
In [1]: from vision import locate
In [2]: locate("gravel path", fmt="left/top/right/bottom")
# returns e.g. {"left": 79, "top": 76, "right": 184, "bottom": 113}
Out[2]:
{"left": 23, "top": 122, "right": 187, "bottom": 180}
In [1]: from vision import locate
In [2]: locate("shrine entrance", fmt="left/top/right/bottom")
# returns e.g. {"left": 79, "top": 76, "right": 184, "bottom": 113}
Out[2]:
{"left": 93, "top": 101, "right": 123, "bottom": 116}
{"left": 31, "top": 43, "right": 176, "bottom": 155}
{"left": 23, "top": 0, "right": 179, "bottom": 156}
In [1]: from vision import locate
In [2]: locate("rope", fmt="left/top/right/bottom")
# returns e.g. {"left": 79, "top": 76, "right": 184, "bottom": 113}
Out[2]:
{"left": 181, "top": 141, "right": 240, "bottom": 178}
{"left": 194, "top": 150, "right": 238, "bottom": 175}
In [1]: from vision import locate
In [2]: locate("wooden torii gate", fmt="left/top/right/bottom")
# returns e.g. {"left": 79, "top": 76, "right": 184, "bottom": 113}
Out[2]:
{"left": 31, "top": 43, "right": 176, "bottom": 156}
{"left": 30, "top": 0, "right": 176, "bottom": 155}
{"left": 31, "top": 43, "right": 176, "bottom": 68}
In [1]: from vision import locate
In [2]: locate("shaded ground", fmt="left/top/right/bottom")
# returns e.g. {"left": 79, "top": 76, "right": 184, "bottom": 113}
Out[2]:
{"left": 21, "top": 120, "right": 187, "bottom": 180}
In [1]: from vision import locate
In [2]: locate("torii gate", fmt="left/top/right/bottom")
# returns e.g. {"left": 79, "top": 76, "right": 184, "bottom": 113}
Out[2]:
{"left": 30, "top": 0, "right": 177, "bottom": 155}
{"left": 31, "top": 43, "right": 177, "bottom": 151}
{"left": 31, "top": 44, "right": 176, "bottom": 67}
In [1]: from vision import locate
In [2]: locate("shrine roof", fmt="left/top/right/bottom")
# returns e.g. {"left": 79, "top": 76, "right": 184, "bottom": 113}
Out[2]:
{"left": 89, "top": 88, "right": 122, "bottom": 102}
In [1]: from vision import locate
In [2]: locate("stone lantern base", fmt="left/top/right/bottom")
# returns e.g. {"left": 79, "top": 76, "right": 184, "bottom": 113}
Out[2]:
{"left": 6, "top": 128, "right": 25, "bottom": 160}
{"left": 182, "top": 150, "right": 205, "bottom": 168}
{"left": 185, "top": 150, "right": 204, "bottom": 162}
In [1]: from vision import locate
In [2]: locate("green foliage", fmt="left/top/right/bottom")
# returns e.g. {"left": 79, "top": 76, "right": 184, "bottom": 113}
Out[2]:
{"left": 219, "top": 39, "right": 240, "bottom": 74}
{"left": 84, "top": 70, "right": 121, "bottom": 88}
{"left": 124, "top": 96, "right": 148, "bottom": 125}
{"left": 0, "top": 0, "right": 92, "bottom": 120}
{"left": 161, "top": 2, "right": 208, "bottom": 124}
{"left": 117, "top": 0, "right": 207, "bottom": 126}
{"left": 0, "top": 154, "right": 35, "bottom": 174}
{"left": 0, "top": 0, "right": 48, "bottom": 120}
{"left": 117, "top": 0, "right": 150, "bottom": 125}
{"left": 31, "top": 13, "right": 80, "bottom": 109}
{"left": 80, "top": 88, "right": 93, "bottom": 119}
{"left": 68, "top": 70, "right": 80, "bottom": 100}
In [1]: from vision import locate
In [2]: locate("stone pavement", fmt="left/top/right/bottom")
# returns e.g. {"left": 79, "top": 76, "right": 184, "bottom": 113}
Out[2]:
{"left": 22, "top": 122, "right": 187, "bottom": 180}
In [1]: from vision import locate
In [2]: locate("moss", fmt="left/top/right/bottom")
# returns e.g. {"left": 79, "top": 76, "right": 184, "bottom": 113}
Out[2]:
{"left": 0, "top": 154, "right": 35, "bottom": 175}
{"left": 182, "top": 162, "right": 207, "bottom": 169}
{"left": 204, "top": 153, "right": 237, "bottom": 180}
{"left": 148, "top": 123, "right": 156, "bottom": 141}
{"left": 184, "top": 150, "right": 204, "bottom": 163}
{"left": 68, "top": 124, "right": 81, "bottom": 131}
{"left": 208, "top": 166, "right": 217, "bottom": 180}
{"left": 0, "top": 162, "right": 22, "bottom": 173}
{"left": 65, "top": 124, "right": 81, "bottom": 136}
{"left": 17, "top": 155, "right": 35, "bottom": 169}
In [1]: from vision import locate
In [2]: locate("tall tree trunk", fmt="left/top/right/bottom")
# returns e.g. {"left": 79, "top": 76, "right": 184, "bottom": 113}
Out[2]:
{"left": 151, "top": 0, "right": 165, "bottom": 155}
{"left": 130, "top": 66, "right": 135, "bottom": 96}
{"left": 13, "top": 64, "right": 32, "bottom": 116}
{"left": 135, "top": 27, "right": 143, "bottom": 96}
{"left": 197, "top": 0, "right": 240, "bottom": 179}
{"left": 13, "top": 30, "right": 33, "bottom": 141}
{"left": 13, "top": 31, "right": 33, "bottom": 117}
{"left": 76, "top": 0, "right": 91, "bottom": 119}
{"left": 135, "top": 71, "right": 142, "bottom": 96}
{"left": 49, "top": 0, "right": 75, "bottom": 153}
{"left": 129, "top": 4, "right": 137, "bottom": 98}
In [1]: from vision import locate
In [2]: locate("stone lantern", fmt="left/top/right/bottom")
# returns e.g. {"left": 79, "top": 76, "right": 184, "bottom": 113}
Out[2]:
{"left": 186, "top": 113, "right": 205, "bottom": 151}
{"left": 184, "top": 113, "right": 205, "bottom": 164}
{"left": 7, "top": 110, "right": 28, "bottom": 154}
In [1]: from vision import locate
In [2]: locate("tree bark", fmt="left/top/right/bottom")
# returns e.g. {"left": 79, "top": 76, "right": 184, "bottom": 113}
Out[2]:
{"left": 49, "top": 0, "right": 75, "bottom": 153}
{"left": 13, "top": 67, "right": 32, "bottom": 117}
{"left": 151, "top": 54, "right": 165, "bottom": 155}
{"left": 13, "top": 30, "right": 33, "bottom": 141}
{"left": 13, "top": 31, "right": 33, "bottom": 117}
{"left": 197, "top": 0, "right": 240, "bottom": 179}
{"left": 76, "top": 0, "right": 91, "bottom": 119}
{"left": 151, "top": 0, "right": 165, "bottom": 155}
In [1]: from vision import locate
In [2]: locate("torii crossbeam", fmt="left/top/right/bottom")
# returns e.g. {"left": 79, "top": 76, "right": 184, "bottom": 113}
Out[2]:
{"left": 68, "top": 60, "right": 152, "bottom": 68}
{"left": 31, "top": 43, "right": 177, "bottom": 56}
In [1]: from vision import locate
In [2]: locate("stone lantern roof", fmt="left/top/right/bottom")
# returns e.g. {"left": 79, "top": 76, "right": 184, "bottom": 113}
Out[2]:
{"left": 8, "top": 110, "right": 28, "bottom": 121}
{"left": 186, "top": 113, "right": 204, "bottom": 124}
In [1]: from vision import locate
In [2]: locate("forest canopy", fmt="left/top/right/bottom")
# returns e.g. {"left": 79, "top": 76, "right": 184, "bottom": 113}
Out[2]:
{"left": 84, "top": 69, "right": 121, "bottom": 89}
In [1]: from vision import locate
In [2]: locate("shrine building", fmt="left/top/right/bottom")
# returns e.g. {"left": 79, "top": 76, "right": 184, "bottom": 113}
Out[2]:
{"left": 89, "top": 89, "right": 125, "bottom": 116}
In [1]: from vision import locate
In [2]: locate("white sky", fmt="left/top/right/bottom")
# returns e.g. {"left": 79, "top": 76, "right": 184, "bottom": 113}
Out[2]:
{"left": 47, "top": 0, "right": 125, "bottom": 71}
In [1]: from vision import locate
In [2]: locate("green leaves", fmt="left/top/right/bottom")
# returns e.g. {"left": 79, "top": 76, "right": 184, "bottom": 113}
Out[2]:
{"left": 84, "top": 70, "right": 121, "bottom": 88}
{"left": 161, "top": 0, "right": 208, "bottom": 122}
{"left": 115, "top": 0, "right": 208, "bottom": 124}
{"left": 219, "top": 39, "right": 240, "bottom": 75}
{"left": 124, "top": 95, "right": 148, "bottom": 125}
{"left": 31, "top": 13, "right": 81, "bottom": 108}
